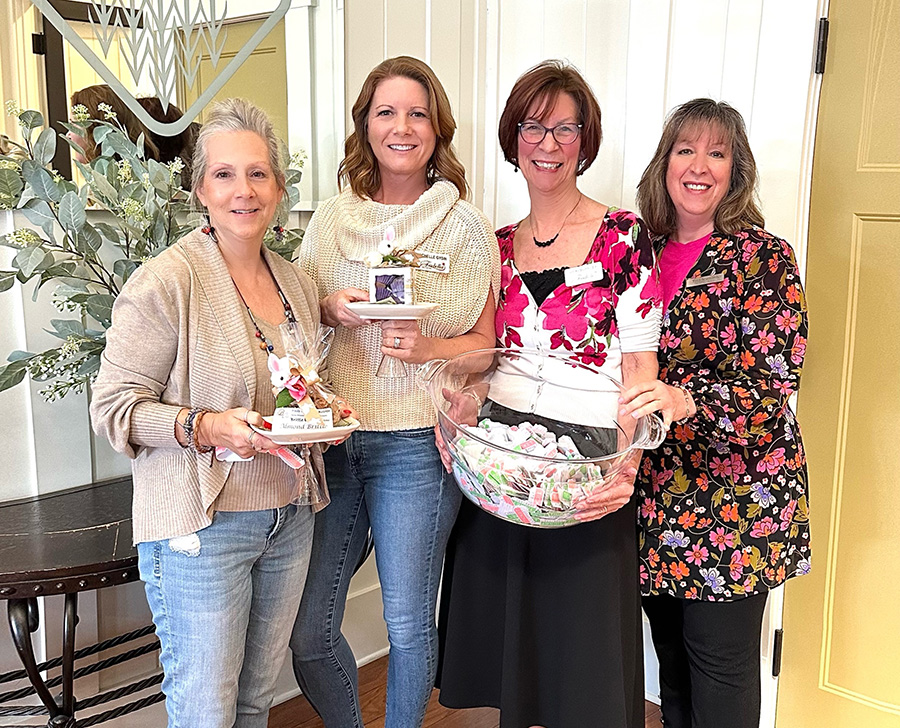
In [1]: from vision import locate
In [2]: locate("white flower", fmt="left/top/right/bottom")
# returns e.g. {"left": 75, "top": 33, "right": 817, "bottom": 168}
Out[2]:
{"left": 363, "top": 251, "right": 383, "bottom": 267}
{"left": 5, "top": 100, "right": 21, "bottom": 117}
{"left": 116, "top": 159, "right": 132, "bottom": 183}
{"left": 0, "top": 159, "right": 19, "bottom": 171}
{"left": 70, "top": 104, "right": 90, "bottom": 122}
{"left": 98, "top": 102, "right": 116, "bottom": 120}
{"left": 5, "top": 228, "right": 41, "bottom": 248}
{"left": 289, "top": 150, "right": 307, "bottom": 169}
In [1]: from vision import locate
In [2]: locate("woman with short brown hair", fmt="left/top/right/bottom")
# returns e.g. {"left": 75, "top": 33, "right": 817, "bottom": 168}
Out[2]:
{"left": 437, "top": 60, "right": 661, "bottom": 728}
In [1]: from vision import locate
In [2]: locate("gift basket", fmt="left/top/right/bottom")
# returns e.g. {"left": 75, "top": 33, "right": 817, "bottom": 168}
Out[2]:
{"left": 417, "top": 347, "right": 666, "bottom": 528}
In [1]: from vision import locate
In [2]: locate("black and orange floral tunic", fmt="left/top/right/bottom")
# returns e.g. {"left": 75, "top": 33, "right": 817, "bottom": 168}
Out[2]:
{"left": 637, "top": 226, "right": 811, "bottom": 601}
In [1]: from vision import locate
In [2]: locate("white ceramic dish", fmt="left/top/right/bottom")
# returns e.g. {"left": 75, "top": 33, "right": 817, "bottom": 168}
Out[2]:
{"left": 251, "top": 416, "right": 360, "bottom": 445}
{"left": 345, "top": 302, "right": 438, "bottom": 320}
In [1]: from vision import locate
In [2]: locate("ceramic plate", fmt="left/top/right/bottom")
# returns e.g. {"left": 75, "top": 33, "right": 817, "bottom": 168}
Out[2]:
{"left": 251, "top": 416, "right": 360, "bottom": 445}
{"left": 345, "top": 302, "right": 439, "bottom": 320}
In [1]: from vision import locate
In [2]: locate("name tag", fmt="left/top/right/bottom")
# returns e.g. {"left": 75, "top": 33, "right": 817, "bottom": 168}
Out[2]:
{"left": 273, "top": 407, "right": 334, "bottom": 431}
{"left": 686, "top": 272, "right": 725, "bottom": 288}
{"left": 564, "top": 261, "right": 605, "bottom": 287}
{"left": 416, "top": 252, "right": 450, "bottom": 273}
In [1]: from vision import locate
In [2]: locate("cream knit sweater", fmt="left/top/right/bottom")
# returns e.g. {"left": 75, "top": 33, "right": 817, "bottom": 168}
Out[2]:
{"left": 298, "top": 180, "right": 500, "bottom": 431}
{"left": 90, "top": 229, "right": 327, "bottom": 544}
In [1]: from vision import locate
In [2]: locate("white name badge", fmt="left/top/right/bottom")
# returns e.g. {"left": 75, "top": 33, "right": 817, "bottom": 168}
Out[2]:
{"left": 416, "top": 252, "right": 450, "bottom": 274}
{"left": 274, "top": 406, "right": 334, "bottom": 431}
{"left": 686, "top": 272, "right": 725, "bottom": 288}
{"left": 564, "top": 261, "right": 605, "bottom": 287}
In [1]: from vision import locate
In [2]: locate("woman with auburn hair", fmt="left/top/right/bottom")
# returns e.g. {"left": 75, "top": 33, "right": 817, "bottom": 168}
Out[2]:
{"left": 621, "top": 98, "right": 810, "bottom": 728}
{"left": 289, "top": 55, "right": 500, "bottom": 728}
{"left": 68, "top": 84, "right": 160, "bottom": 163}
{"left": 436, "top": 60, "right": 662, "bottom": 728}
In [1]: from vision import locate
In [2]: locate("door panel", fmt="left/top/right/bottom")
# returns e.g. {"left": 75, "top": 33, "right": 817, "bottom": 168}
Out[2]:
{"left": 777, "top": 0, "right": 900, "bottom": 725}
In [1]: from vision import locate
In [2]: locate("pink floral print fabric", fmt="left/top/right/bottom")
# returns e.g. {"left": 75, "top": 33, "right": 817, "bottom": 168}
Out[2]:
{"left": 638, "top": 226, "right": 811, "bottom": 600}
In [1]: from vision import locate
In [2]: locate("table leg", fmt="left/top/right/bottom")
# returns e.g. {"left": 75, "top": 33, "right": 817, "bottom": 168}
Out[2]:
{"left": 7, "top": 597, "right": 78, "bottom": 727}
{"left": 61, "top": 592, "right": 78, "bottom": 717}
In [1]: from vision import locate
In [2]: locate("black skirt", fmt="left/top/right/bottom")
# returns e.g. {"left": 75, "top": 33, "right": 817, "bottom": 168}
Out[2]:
{"left": 437, "top": 491, "right": 644, "bottom": 728}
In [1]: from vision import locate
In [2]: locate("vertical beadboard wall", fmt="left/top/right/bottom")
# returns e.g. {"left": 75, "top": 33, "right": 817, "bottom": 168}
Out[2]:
{"left": 344, "top": 0, "right": 820, "bottom": 262}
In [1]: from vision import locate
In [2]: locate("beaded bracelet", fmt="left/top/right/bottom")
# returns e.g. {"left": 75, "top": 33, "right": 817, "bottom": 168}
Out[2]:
{"left": 179, "top": 408, "right": 214, "bottom": 454}
{"left": 672, "top": 384, "right": 694, "bottom": 423}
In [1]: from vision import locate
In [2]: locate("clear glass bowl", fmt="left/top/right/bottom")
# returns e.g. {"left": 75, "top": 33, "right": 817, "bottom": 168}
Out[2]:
{"left": 417, "top": 347, "right": 666, "bottom": 528}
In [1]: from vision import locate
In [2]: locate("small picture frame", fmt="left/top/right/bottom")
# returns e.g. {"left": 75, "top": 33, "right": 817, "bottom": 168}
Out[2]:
{"left": 369, "top": 266, "right": 412, "bottom": 304}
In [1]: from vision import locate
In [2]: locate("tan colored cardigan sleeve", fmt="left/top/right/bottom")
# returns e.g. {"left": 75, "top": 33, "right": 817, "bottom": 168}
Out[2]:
{"left": 90, "top": 261, "right": 186, "bottom": 458}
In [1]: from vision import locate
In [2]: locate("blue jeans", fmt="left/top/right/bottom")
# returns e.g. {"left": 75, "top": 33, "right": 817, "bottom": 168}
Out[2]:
{"left": 137, "top": 504, "right": 314, "bottom": 728}
{"left": 289, "top": 429, "right": 461, "bottom": 728}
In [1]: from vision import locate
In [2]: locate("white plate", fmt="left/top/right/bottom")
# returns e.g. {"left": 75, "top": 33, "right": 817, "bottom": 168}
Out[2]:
{"left": 251, "top": 416, "right": 360, "bottom": 445}
{"left": 345, "top": 302, "right": 439, "bottom": 320}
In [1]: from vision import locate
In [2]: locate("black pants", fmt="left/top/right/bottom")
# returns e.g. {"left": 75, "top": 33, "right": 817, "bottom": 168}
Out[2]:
{"left": 642, "top": 592, "right": 769, "bottom": 728}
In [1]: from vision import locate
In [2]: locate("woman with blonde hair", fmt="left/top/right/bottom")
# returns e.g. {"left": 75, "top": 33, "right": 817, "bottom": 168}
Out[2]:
{"left": 289, "top": 56, "right": 500, "bottom": 728}
{"left": 91, "top": 98, "right": 326, "bottom": 728}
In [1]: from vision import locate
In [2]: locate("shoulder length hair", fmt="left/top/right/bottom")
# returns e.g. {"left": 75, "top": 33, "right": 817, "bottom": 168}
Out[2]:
{"left": 497, "top": 59, "right": 603, "bottom": 176}
{"left": 339, "top": 56, "right": 468, "bottom": 200}
{"left": 190, "top": 98, "right": 287, "bottom": 210}
{"left": 636, "top": 98, "right": 764, "bottom": 238}
{"left": 71, "top": 84, "right": 159, "bottom": 162}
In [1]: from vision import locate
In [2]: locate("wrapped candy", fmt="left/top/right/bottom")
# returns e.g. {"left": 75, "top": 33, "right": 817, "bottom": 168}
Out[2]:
{"left": 450, "top": 418, "right": 611, "bottom": 527}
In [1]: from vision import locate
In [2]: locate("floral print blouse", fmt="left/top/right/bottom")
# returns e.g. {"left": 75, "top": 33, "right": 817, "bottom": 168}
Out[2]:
{"left": 638, "top": 226, "right": 811, "bottom": 601}
{"left": 495, "top": 208, "right": 661, "bottom": 366}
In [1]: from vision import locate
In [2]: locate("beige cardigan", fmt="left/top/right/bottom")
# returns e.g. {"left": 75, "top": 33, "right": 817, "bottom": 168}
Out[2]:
{"left": 90, "top": 228, "right": 327, "bottom": 544}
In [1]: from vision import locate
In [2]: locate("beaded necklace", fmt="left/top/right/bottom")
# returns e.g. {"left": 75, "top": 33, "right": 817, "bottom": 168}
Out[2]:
{"left": 206, "top": 225, "right": 297, "bottom": 352}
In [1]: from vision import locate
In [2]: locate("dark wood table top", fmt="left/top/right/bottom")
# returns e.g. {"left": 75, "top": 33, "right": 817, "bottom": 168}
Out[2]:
{"left": 0, "top": 477, "right": 137, "bottom": 599}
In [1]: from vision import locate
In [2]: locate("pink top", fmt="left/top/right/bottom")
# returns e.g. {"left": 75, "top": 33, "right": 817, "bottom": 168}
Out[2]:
{"left": 658, "top": 233, "right": 711, "bottom": 309}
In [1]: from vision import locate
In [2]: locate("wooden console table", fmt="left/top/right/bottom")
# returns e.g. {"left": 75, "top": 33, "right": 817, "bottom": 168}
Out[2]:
{"left": 0, "top": 477, "right": 162, "bottom": 727}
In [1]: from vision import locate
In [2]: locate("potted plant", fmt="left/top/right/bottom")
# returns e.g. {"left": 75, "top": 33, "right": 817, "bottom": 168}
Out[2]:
{"left": 0, "top": 102, "right": 304, "bottom": 401}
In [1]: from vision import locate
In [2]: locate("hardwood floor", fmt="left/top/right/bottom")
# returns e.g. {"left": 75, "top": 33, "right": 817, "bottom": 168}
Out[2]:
{"left": 268, "top": 656, "right": 663, "bottom": 728}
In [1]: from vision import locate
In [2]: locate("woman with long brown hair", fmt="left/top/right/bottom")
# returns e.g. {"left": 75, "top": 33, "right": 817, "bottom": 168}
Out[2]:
{"left": 289, "top": 56, "right": 500, "bottom": 728}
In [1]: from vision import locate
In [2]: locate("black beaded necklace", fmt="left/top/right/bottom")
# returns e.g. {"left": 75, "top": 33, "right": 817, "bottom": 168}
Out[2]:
{"left": 530, "top": 194, "right": 583, "bottom": 248}
{"left": 207, "top": 225, "right": 296, "bottom": 353}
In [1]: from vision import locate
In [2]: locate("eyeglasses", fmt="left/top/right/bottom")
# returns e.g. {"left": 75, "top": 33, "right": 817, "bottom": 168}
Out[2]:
{"left": 517, "top": 121, "right": 583, "bottom": 145}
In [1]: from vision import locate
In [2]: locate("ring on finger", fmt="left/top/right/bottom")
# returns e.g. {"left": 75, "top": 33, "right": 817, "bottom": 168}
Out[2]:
{"left": 243, "top": 408, "right": 250, "bottom": 423}
{"left": 393, "top": 336, "right": 401, "bottom": 349}
{"left": 247, "top": 429, "right": 257, "bottom": 445}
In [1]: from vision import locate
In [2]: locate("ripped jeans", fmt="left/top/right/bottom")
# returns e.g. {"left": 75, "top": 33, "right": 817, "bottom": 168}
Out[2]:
{"left": 136, "top": 505, "right": 314, "bottom": 728}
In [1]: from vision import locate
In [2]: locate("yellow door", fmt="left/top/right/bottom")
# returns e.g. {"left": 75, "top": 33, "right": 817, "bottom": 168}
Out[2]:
{"left": 777, "top": 1, "right": 900, "bottom": 726}
{"left": 179, "top": 17, "right": 288, "bottom": 145}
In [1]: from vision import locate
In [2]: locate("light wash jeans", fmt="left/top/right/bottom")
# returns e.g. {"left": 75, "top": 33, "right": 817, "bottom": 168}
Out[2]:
{"left": 137, "top": 504, "right": 314, "bottom": 728}
{"left": 289, "top": 428, "right": 461, "bottom": 728}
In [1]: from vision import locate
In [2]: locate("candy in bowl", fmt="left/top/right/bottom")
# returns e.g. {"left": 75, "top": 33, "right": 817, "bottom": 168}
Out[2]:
{"left": 417, "top": 347, "right": 666, "bottom": 528}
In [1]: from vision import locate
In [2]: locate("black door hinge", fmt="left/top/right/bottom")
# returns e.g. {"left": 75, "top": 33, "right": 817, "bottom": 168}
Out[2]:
{"left": 32, "top": 33, "right": 47, "bottom": 55}
{"left": 815, "top": 17, "right": 829, "bottom": 74}
{"left": 772, "top": 628, "right": 784, "bottom": 677}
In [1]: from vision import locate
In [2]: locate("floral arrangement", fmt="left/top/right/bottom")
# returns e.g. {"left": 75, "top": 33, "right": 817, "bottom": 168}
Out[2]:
{"left": 0, "top": 102, "right": 304, "bottom": 401}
